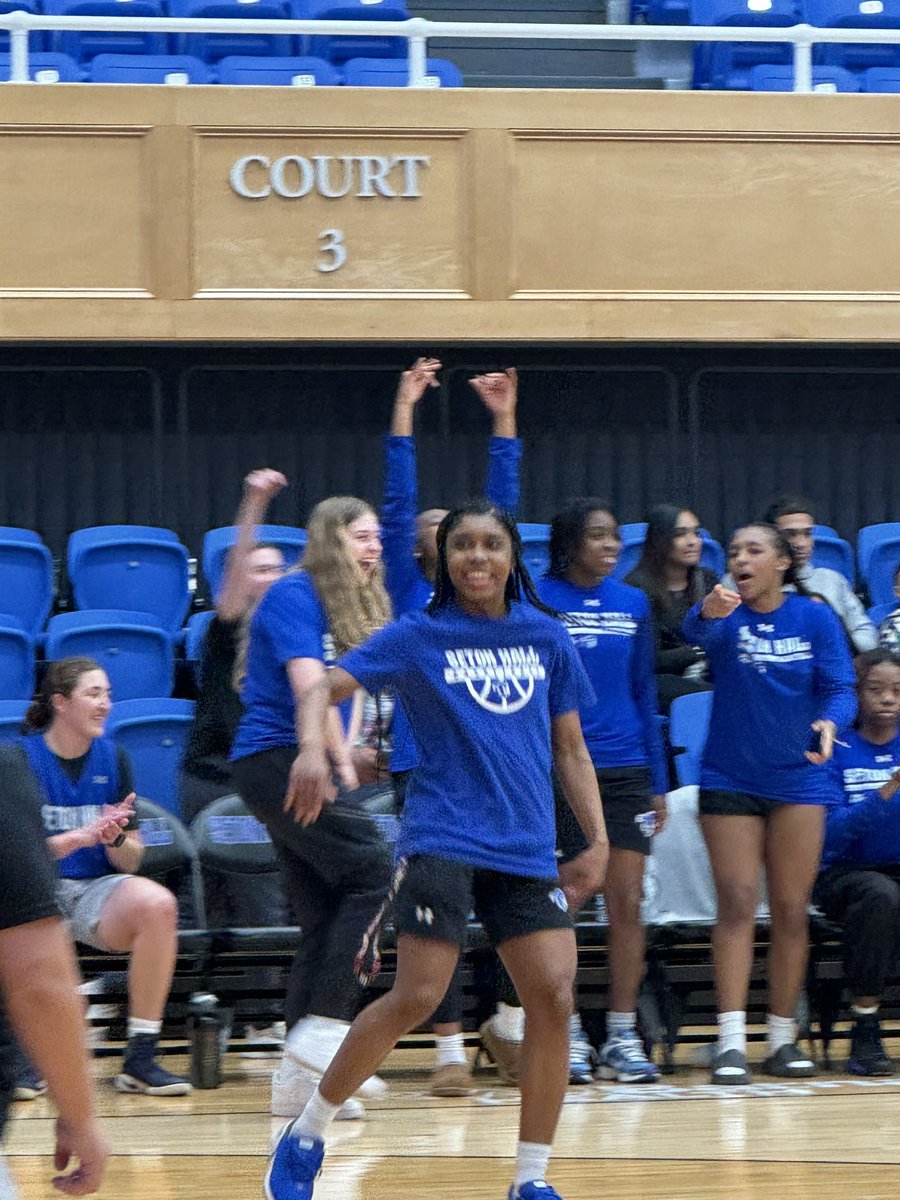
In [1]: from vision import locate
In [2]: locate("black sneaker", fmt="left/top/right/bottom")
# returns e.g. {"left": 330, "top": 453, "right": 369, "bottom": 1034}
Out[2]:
{"left": 849, "top": 1014, "right": 895, "bottom": 1077}
{"left": 762, "top": 1042, "right": 817, "bottom": 1078}
{"left": 115, "top": 1033, "right": 192, "bottom": 1097}
{"left": 711, "top": 1048, "right": 751, "bottom": 1085}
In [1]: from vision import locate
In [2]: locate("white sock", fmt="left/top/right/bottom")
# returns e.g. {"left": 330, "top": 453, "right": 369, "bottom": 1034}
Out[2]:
{"left": 717, "top": 1010, "right": 746, "bottom": 1056}
{"left": 607, "top": 1011, "right": 637, "bottom": 1040}
{"left": 435, "top": 1033, "right": 467, "bottom": 1069}
{"left": 293, "top": 1087, "right": 341, "bottom": 1140}
{"left": 494, "top": 1002, "right": 525, "bottom": 1043}
{"left": 513, "top": 1141, "right": 551, "bottom": 1190}
{"left": 767, "top": 1014, "right": 795, "bottom": 1054}
{"left": 128, "top": 1017, "right": 162, "bottom": 1039}
{"left": 851, "top": 1004, "right": 879, "bottom": 1017}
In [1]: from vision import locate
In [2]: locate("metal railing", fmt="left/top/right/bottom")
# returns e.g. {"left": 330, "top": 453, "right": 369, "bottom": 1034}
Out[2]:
{"left": 2, "top": 12, "right": 900, "bottom": 91}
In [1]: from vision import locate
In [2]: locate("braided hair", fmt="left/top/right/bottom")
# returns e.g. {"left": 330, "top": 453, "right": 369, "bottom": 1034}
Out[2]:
{"left": 426, "top": 500, "right": 557, "bottom": 618}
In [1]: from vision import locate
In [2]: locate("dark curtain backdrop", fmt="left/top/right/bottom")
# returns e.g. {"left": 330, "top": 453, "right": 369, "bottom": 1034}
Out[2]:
{"left": 1, "top": 345, "right": 899, "bottom": 578}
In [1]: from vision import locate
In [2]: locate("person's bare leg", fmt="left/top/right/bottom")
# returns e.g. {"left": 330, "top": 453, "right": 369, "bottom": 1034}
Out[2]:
{"left": 96, "top": 879, "right": 178, "bottom": 1021}
{"left": 764, "top": 804, "right": 825, "bottom": 1018}
{"left": 605, "top": 848, "right": 648, "bottom": 1013}
{"left": 700, "top": 814, "right": 765, "bottom": 1015}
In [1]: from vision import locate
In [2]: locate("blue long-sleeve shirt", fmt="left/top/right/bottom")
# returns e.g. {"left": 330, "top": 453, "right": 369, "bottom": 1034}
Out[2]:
{"left": 536, "top": 576, "right": 667, "bottom": 795}
{"left": 821, "top": 730, "right": 900, "bottom": 869}
{"left": 382, "top": 433, "right": 522, "bottom": 773}
{"left": 682, "top": 594, "right": 857, "bottom": 804}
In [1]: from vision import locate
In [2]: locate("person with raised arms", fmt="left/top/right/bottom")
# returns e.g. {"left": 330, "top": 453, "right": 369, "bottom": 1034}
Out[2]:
{"left": 265, "top": 501, "right": 607, "bottom": 1200}
{"left": 683, "top": 524, "right": 856, "bottom": 1085}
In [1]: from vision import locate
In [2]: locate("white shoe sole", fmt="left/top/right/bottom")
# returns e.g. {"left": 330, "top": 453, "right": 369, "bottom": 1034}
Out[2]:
{"left": 283, "top": 1037, "right": 387, "bottom": 1100}
{"left": 115, "top": 1073, "right": 192, "bottom": 1097}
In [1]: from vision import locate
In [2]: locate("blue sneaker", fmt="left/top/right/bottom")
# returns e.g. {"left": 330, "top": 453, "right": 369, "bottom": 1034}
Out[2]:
{"left": 596, "top": 1033, "right": 660, "bottom": 1083}
{"left": 568, "top": 1016, "right": 596, "bottom": 1086}
{"left": 508, "top": 1183, "right": 563, "bottom": 1200}
{"left": 264, "top": 1122, "right": 324, "bottom": 1200}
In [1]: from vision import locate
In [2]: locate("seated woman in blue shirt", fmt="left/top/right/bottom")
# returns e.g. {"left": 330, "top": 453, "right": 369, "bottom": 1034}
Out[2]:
{"left": 538, "top": 500, "right": 666, "bottom": 1085}
{"left": 17, "top": 657, "right": 189, "bottom": 1097}
{"left": 815, "top": 648, "right": 900, "bottom": 1077}
{"left": 683, "top": 525, "right": 856, "bottom": 1085}
{"left": 267, "top": 501, "right": 608, "bottom": 1200}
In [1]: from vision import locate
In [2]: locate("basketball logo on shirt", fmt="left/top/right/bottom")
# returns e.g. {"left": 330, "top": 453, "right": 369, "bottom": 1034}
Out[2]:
{"left": 443, "top": 645, "right": 546, "bottom": 714}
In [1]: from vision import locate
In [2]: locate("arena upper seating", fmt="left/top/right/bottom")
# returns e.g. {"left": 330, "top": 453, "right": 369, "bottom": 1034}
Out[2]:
{"left": 810, "top": 525, "right": 856, "bottom": 582}
{"left": 747, "top": 63, "right": 859, "bottom": 89}
{"left": 342, "top": 53, "right": 462, "bottom": 83}
{"left": 858, "top": 523, "right": 900, "bottom": 607}
{"left": 298, "top": 0, "right": 410, "bottom": 62}
{"left": 90, "top": 49, "right": 213, "bottom": 78}
{"left": 0, "top": 620, "right": 35, "bottom": 701}
{"left": 0, "top": 527, "right": 54, "bottom": 637}
{"left": 0, "top": 50, "right": 83, "bottom": 78}
{"left": 214, "top": 51, "right": 339, "bottom": 82}
{"left": 44, "top": 0, "right": 168, "bottom": 60}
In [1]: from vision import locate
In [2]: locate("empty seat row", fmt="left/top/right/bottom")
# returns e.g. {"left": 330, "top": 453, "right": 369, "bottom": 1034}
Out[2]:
{"left": 0, "top": 0, "right": 412, "bottom": 63}
{"left": 0, "top": 49, "right": 460, "bottom": 82}
{"left": 629, "top": 0, "right": 900, "bottom": 89}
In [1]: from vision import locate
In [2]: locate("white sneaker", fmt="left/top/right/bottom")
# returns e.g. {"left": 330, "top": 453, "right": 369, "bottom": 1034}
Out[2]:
{"left": 284, "top": 1016, "right": 387, "bottom": 1099}
{"left": 271, "top": 1059, "right": 365, "bottom": 1120}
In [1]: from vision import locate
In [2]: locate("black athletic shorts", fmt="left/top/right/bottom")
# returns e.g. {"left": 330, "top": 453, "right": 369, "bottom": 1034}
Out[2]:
{"left": 555, "top": 765, "right": 655, "bottom": 862}
{"left": 392, "top": 854, "right": 573, "bottom": 949}
{"left": 699, "top": 789, "right": 782, "bottom": 819}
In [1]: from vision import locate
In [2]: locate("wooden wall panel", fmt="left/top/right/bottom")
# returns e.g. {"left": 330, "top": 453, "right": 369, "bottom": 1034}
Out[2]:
{"left": 2, "top": 86, "right": 900, "bottom": 340}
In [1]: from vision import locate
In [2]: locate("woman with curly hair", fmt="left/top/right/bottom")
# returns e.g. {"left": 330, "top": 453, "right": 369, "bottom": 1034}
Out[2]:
{"left": 230, "top": 496, "right": 394, "bottom": 1120}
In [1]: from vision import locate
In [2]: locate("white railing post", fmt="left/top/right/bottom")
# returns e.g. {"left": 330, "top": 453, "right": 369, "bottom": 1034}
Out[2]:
{"left": 407, "top": 16, "right": 429, "bottom": 88}
{"left": 792, "top": 24, "right": 814, "bottom": 93}
{"left": 9, "top": 20, "right": 30, "bottom": 83}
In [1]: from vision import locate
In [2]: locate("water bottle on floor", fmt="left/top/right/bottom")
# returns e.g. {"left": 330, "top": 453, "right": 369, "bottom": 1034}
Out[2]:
{"left": 188, "top": 993, "right": 226, "bottom": 1089}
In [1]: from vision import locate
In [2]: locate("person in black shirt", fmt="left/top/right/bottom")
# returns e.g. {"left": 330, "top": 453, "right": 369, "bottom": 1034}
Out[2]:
{"left": 180, "top": 468, "right": 289, "bottom": 822}
{"left": 625, "top": 504, "right": 717, "bottom": 713}
{"left": 0, "top": 747, "right": 108, "bottom": 1196}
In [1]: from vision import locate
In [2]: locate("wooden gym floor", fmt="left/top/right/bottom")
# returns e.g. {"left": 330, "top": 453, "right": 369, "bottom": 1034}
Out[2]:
{"left": 6, "top": 1037, "right": 900, "bottom": 1199}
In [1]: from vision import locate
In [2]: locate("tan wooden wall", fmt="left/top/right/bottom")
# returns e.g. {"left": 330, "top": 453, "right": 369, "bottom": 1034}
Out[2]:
{"left": 2, "top": 85, "right": 900, "bottom": 343}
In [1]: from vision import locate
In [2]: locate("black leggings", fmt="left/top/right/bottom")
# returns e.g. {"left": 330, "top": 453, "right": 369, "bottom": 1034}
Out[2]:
{"left": 233, "top": 747, "right": 393, "bottom": 1027}
{"left": 814, "top": 865, "right": 900, "bottom": 999}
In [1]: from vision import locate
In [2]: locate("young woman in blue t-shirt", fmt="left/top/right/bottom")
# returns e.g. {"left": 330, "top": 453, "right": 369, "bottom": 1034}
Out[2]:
{"left": 266, "top": 501, "right": 608, "bottom": 1200}
{"left": 815, "top": 648, "right": 900, "bottom": 1076}
{"left": 538, "top": 499, "right": 666, "bottom": 1085}
{"left": 683, "top": 524, "right": 856, "bottom": 1085}
{"left": 230, "top": 496, "right": 395, "bottom": 1121}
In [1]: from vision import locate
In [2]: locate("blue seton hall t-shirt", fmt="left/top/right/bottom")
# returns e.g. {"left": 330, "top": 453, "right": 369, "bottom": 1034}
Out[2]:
{"left": 537, "top": 576, "right": 667, "bottom": 795}
{"left": 231, "top": 571, "right": 334, "bottom": 760}
{"left": 683, "top": 593, "right": 856, "bottom": 805}
{"left": 339, "top": 600, "right": 595, "bottom": 877}
{"left": 821, "top": 729, "right": 900, "bottom": 869}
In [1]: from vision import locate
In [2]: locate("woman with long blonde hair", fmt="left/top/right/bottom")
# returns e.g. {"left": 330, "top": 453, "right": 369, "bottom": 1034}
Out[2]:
{"left": 230, "top": 495, "right": 394, "bottom": 1121}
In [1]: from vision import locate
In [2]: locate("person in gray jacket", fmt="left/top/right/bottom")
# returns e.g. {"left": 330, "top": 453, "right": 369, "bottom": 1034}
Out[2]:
{"left": 723, "top": 495, "right": 876, "bottom": 654}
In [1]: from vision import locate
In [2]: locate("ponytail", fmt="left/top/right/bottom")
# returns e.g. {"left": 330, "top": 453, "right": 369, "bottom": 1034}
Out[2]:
{"left": 23, "top": 657, "right": 103, "bottom": 735}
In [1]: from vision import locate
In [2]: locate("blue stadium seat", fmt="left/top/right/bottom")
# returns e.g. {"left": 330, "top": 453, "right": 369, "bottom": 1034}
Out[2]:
{"left": 691, "top": 0, "right": 802, "bottom": 90}
{"left": 0, "top": 618, "right": 35, "bottom": 702}
{"left": 810, "top": 524, "right": 856, "bottom": 581}
{"left": 517, "top": 523, "right": 550, "bottom": 581}
{"left": 805, "top": 0, "right": 900, "bottom": 72}
{"left": 669, "top": 690, "right": 713, "bottom": 788}
{"left": 90, "top": 52, "right": 213, "bottom": 81}
{"left": 216, "top": 52, "right": 339, "bottom": 82}
{"left": 867, "top": 601, "right": 897, "bottom": 627}
{"left": 858, "top": 523, "right": 900, "bottom": 606}
{"left": 862, "top": 65, "right": 900, "bottom": 89}
{"left": 342, "top": 54, "right": 462, "bottom": 86}
{"left": 46, "top": 610, "right": 175, "bottom": 701}
{"left": 0, "top": 2, "right": 42, "bottom": 53}
{"left": 169, "top": 0, "right": 293, "bottom": 61}
{"left": 749, "top": 62, "right": 860, "bottom": 88}
{"left": 106, "top": 699, "right": 196, "bottom": 817}
{"left": 293, "top": 1, "right": 408, "bottom": 63}
{"left": 44, "top": 0, "right": 168, "bottom": 62}
{"left": 67, "top": 526, "right": 190, "bottom": 633}
{"left": 0, "top": 699, "right": 28, "bottom": 743}
{"left": 614, "top": 523, "right": 726, "bottom": 581}
{"left": 0, "top": 527, "right": 54, "bottom": 637}
{"left": 643, "top": 0, "right": 692, "bottom": 21}
{"left": 184, "top": 609, "right": 216, "bottom": 683}
{"left": 202, "top": 524, "right": 306, "bottom": 600}
{"left": 0, "top": 50, "right": 82, "bottom": 79}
